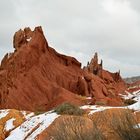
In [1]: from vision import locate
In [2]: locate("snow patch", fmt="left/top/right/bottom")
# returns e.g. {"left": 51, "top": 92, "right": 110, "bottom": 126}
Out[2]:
{"left": 6, "top": 112, "right": 59, "bottom": 140}
{"left": 121, "top": 90, "right": 140, "bottom": 101}
{"left": 26, "top": 37, "right": 32, "bottom": 42}
{"left": 81, "top": 76, "right": 84, "bottom": 80}
{"left": 21, "top": 111, "right": 34, "bottom": 119}
{"left": 0, "top": 110, "right": 9, "bottom": 119}
{"left": 5, "top": 118, "right": 15, "bottom": 131}
{"left": 134, "top": 123, "right": 140, "bottom": 129}
{"left": 81, "top": 105, "right": 122, "bottom": 114}
{"left": 81, "top": 89, "right": 140, "bottom": 115}
{"left": 86, "top": 97, "right": 92, "bottom": 100}
{"left": 128, "top": 100, "right": 140, "bottom": 111}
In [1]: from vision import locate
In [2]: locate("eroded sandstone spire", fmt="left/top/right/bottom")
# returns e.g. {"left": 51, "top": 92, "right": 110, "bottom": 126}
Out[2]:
{"left": 86, "top": 52, "right": 103, "bottom": 76}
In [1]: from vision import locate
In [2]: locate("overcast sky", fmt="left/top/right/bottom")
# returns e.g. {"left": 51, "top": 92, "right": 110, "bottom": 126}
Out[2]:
{"left": 0, "top": 0, "right": 140, "bottom": 77}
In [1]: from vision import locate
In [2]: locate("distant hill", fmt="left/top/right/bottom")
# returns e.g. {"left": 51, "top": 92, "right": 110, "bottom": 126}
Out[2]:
{"left": 124, "top": 76, "right": 140, "bottom": 84}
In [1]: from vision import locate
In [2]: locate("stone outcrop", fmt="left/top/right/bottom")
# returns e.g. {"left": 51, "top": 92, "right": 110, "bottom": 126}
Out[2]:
{"left": 0, "top": 26, "right": 127, "bottom": 111}
{"left": 86, "top": 52, "right": 103, "bottom": 76}
{"left": 85, "top": 52, "right": 122, "bottom": 82}
{"left": 83, "top": 52, "right": 126, "bottom": 105}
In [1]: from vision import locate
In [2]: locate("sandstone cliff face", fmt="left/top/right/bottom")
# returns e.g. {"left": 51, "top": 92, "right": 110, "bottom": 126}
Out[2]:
{"left": 0, "top": 27, "right": 126, "bottom": 111}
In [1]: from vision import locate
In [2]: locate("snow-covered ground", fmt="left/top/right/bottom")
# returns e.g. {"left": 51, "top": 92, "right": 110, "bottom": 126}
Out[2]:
{"left": 5, "top": 118, "right": 16, "bottom": 131}
{"left": 81, "top": 105, "right": 123, "bottom": 114}
{"left": 0, "top": 109, "right": 59, "bottom": 140}
{"left": 0, "top": 109, "right": 9, "bottom": 119}
{"left": 120, "top": 89, "right": 140, "bottom": 101}
{"left": 20, "top": 111, "right": 34, "bottom": 119}
{"left": 6, "top": 112, "right": 59, "bottom": 140}
{"left": 81, "top": 89, "right": 140, "bottom": 115}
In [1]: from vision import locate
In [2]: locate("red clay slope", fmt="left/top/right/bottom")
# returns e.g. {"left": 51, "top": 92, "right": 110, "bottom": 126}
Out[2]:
{"left": 0, "top": 27, "right": 126, "bottom": 111}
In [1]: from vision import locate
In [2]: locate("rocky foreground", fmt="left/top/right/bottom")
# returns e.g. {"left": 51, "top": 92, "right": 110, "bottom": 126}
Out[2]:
{"left": 0, "top": 87, "right": 140, "bottom": 140}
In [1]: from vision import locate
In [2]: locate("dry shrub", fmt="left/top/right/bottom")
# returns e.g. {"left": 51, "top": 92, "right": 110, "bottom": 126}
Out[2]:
{"left": 124, "top": 99, "right": 136, "bottom": 105}
{"left": 48, "top": 115, "right": 105, "bottom": 140}
{"left": 54, "top": 102, "right": 84, "bottom": 116}
{"left": 95, "top": 101, "right": 107, "bottom": 106}
{"left": 34, "top": 104, "right": 47, "bottom": 115}
{"left": 109, "top": 109, "right": 140, "bottom": 140}
{"left": 89, "top": 108, "right": 140, "bottom": 140}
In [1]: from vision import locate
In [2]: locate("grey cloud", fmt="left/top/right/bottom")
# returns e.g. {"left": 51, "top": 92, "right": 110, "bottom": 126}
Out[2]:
{"left": 0, "top": 0, "right": 140, "bottom": 77}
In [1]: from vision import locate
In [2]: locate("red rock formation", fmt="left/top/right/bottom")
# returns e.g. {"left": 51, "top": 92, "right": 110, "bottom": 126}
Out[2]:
{"left": 84, "top": 52, "right": 126, "bottom": 105}
{"left": 85, "top": 52, "right": 103, "bottom": 76}
{"left": 0, "top": 26, "right": 127, "bottom": 111}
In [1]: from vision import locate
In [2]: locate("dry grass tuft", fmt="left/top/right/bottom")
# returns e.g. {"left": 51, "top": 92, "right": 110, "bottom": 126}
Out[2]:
{"left": 54, "top": 102, "right": 84, "bottom": 116}
{"left": 89, "top": 108, "right": 140, "bottom": 140}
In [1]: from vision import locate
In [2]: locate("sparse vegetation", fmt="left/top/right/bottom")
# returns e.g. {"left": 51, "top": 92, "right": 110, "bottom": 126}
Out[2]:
{"left": 95, "top": 101, "right": 107, "bottom": 106}
{"left": 109, "top": 109, "right": 140, "bottom": 140}
{"left": 48, "top": 115, "right": 105, "bottom": 140}
{"left": 89, "top": 109, "right": 140, "bottom": 140}
{"left": 124, "top": 99, "right": 136, "bottom": 105}
{"left": 54, "top": 102, "right": 84, "bottom": 116}
{"left": 34, "top": 105, "right": 45, "bottom": 115}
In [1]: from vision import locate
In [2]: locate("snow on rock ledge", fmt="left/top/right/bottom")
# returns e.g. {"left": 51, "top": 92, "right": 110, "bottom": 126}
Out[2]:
{"left": 5, "top": 118, "right": 16, "bottom": 131}
{"left": 0, "top": 110, "right": 9, "bottom": 119}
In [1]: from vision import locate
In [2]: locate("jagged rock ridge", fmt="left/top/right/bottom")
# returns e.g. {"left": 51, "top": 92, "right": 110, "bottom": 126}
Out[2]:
{"left": 0, "top": 26, "right": 126, "bottom": 111}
